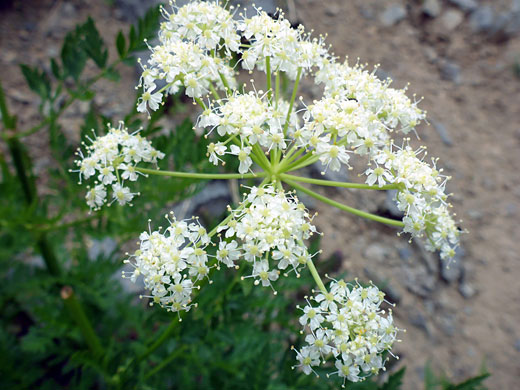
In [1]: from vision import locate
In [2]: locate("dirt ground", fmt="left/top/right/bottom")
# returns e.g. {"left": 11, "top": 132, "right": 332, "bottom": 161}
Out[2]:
{"left": 1, "top": 0, "right": 519, "bottom": 389}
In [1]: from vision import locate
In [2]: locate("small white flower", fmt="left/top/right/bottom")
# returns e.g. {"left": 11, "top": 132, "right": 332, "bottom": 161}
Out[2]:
{"left": 97, "top": 165, "right": 116, "bottom": 185}
{"left": 207, "top": 142, "right": 226, "bottom": 166}
{"left": 299, "top": 305, "right": 324, "bottom": 330}
{"left": 137, "top": 86, "right": 163, "bottom": 114}
{"left": 230, "top": 145, "right": 252, "bottom": 174}
{"left": 184, "top": 74, "right": 207, "bottom": 98}
{"left": 85, "top": 184, "right": 106, "bottom": 210}
{"left": 364, "top": 165, "right": 392, "bottom": 187}
{"left": 120, "top": 163, "right": 139, "bottom": 181}
{"left": 252, "top": 260, "right": 279, "bottom": 287}
{"left": 294, "top": 346, "right": 320, "bottom": 375}
{"left": 216, "top": 240, "right": 241, "bottom": 268}
{"left": 317, "top": 143, "right": 350, "bottom": 172}
{"left": 112, "top": 183, "right": 134, "bottom": 206}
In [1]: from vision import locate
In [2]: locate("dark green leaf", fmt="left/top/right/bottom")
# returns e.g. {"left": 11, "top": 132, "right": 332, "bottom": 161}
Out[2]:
{"left": 444, "top": 373, "right": 490, "bottom": 390}
{"left": 127, "top": 6, "right": 160, "bottom": 53}
{"left": 50, "top": 58, "right": 61, "bottom": 80}
{"left": 116, "top": 31, "right": 126, "bottom": 58}
{"left": 103, "top": 68, "right": 120, "bottom": 82}
{"left": 381, "top": 367, "right": 406, "bottom": 390}
{"left": 79, "top": 18, "right": 108, "bottom": 68}
{"left": 61, "top": 30, "right": 87, "bottom": 80}
{"left": 20, "top": 64, "right": 51, "bottom": 100}
{"left": 73, "top": 89, "right": 95, "bottom": 101}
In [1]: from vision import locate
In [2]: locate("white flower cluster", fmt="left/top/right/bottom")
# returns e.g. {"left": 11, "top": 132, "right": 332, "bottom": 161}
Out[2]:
{"left": 161, "top": 1, "right": 240, "bottom": 53}
{"left": 137, "top": 1, "right": 239, "bottom": 115}
{"left": 217, "top": 186, "right": 317, "bottom": 291}
{"left": 73, "top": 122, "right": 164, "bottom": 210}
{"left": 315, "top": 60, "right": 426, "bottom": 135}
{"left": 238, "top": 10, "right": 329, "bottom": 79}
{"left": 295, "top": 280, "right": 398, "bottom": 385}
{"left": 295, "top": 97, "right": 388, "bottom": 174}
{"left": 123, "top": 213, "right": 211, "bottom": 314}
{"left": 366, "top": 145, "right": 460, "bottom": 260}
{"left": 199, "top": 91, "right": 298, "bottom": 173}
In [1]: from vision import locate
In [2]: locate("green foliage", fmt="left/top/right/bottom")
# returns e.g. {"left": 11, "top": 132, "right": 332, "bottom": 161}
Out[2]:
{"left": 424, "top": 364, "right": 489, "bottom": 390}
{"left": 20, "top": 64, "right": 51, "bottom": 101}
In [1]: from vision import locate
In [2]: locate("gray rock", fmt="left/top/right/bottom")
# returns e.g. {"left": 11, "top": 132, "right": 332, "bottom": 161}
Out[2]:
{"left": 458, "top": 282, "right": 477, "bottom": 299}
{"left": 470, "top": 6, "right": 495, "bottom": 33}
{"left": 115, "top": 0, "right": 164, "bottom": 22}
{"left": 408, "top": 309, "right": 434, "bottom": 336}
{"left": 440, "top": 245, "right": 465, "bottom": 284}
{"left": 398, "top": 246, "right": 413, "bottom": 261}
{"left": 448, "top": 0, "right": 478, "bottom": 13}
{"left": 424, "top": 46, "right": 438, "bottom": 63}
{"left": 359, "top": 4, "right": 377, "bottom": 20}
{"left": 88, "top": 237, "right": 118, "bottom": 260}
{"left": 325, "top": 3, "right": 340, "bottom": 17}
{"left": 438, "top": 314, "right": 457, "bottom": 336}
{"left": 514, "top": 0, "right": 520, "bottom": 13}
{"left": 467, "top": 209, "right": 484, "bottom": 220}
{"left": 440, "top": 9, "right": 465, "bottom": 31}
{"left": 514, "top": 339, "right": 520, "bottom": 352}
{"left": 309, "top": 162, "right": 349, "bottom": 183}
{"left": 505, "top": 203, "right": 517, "bottom": 217}
{"left": 423, "top": 0, "right": 442, "bottom": 18}
{"left": 413, "top": 239, "right": 437, "bottom": 273}
{"left": 171, "top": 180, "right": 232, "bottom": 220}
{"left": 440, "top": 61, "right": 461, "bottom": 84}
{"left": 62, "top": 2, "right": 77, "bottom": 18}
{"left": 431, "top": 120, "right": 454, "bottom": 146}
{"left": 404, "top": 265, "right": 436, "bottom": 297}
{"left": 380, "top": 4, "right": 407, "bottom": 27}
{"left": 240, "top": 0, "right": 278, "bottom": 17}
{"left": 375, "top": 67, "right": 391, "bottom": 82}
{"left": 384, "top": 190, "right": 404, "bottom": 218}
{"left": 492, "top": 11, "right": 520, "bottom": 39}
{"left": 363, "top": 243, "right": 391, "bottom": 262}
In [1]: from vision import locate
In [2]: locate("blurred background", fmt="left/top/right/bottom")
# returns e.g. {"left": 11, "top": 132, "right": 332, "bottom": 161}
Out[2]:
{"left": 1, "top": 0, "right": 519, "bottom": 389}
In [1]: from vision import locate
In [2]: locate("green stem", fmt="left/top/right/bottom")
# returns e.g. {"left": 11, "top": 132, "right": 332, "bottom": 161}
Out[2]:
{"left": 306, "top": 257, "right": 327, "bottom": 294}
{"left": 250, "top": 143, "right": 272, "bottom": 172}
{"left": 0, "top": 79, "right": 15, "bottom": 130}
{"left": 143, "top": 346, "right": 188, "bottom": 380}
{"left": 137, "top": 320, "right": 177, "bottom": 364}
{"left": 194, "top": 97, "right": 207, "bottom": 110}
{"left": 284, "top": 151, "right": 317, "bottom": 172}
{"left": 61, "top": 286, "right": 104, "bottom": 357}
{"left": 283, "top": 178, "right": 404, "bottom": 228}
{"left": 277, "top": 146, "right": 305, "bottom": 171}
{"left": 209, "top": 83, "right": 221, "bottom": 101}
{"left": 285, "top": 137, "right": 352, "bottom": 173}
{"left": 283, "top": 67, "right": 302, "bottom": 137}
{"left": 280, "top": 173, "right": 400, "bottom": 191}
{"left": 275, "top": 70, "right": 280, "bottom": 107}
{"left": 38, "top": 215, "right": 98, "bottom": 233}
{"left": 136, "top": 167, "right": 265, "bottom": 180}
{"left": 7, "top": 138, "right": 36, "bottom": 204}
{"left": 266, "top": 56, "right": 272, "bottom": 101}
{"left": 37, "top": 234, "right": 62, "bottom": 277}
{"left": 218, "top": 71, "right": 231, "bottom": 95}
